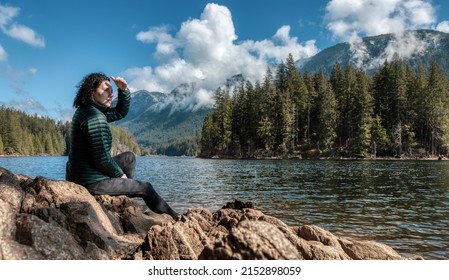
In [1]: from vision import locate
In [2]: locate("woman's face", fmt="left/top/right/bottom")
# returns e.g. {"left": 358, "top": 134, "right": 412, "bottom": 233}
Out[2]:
{"left": 92, "top": 80, "right": 113, "bottom": 107}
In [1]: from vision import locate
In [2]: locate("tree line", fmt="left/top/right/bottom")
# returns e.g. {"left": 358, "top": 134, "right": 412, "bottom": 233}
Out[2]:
{"left": 200, "top": 53, "right": 449, "bottom": 159}
{"left": 0, "top": 106, "right": 140, "bottom": 156}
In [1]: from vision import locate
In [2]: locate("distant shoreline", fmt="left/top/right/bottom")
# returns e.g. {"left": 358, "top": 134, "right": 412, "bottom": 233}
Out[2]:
{"left": 201, "top": 153, "right": 447, "bottom": 161}
{"left": 2, "top": 154, "right": 445, "bottom": 161}
{"left": 0, "top": 154, "right": 60, "bottom": 157}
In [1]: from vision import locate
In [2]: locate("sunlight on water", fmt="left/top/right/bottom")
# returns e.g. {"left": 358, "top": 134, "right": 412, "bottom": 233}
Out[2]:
{"left": 1, "top": 156, "right": 448, "bottom": 259}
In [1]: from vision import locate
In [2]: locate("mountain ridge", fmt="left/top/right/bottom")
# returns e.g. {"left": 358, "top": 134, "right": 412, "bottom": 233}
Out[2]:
{"left": 118, "top": 29, "right": 449, "bottom": 155}
{"left": 297, "top": 29, "right": 449, "bottom": 76}
{"left": 115, "top": 89, "right": 209, "bottom": 156}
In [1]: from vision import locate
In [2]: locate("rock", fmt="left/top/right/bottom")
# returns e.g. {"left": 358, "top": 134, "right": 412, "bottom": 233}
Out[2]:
{"left": 0, "top": 200, "right": 15, "bottom": 240}
{"left": 141, "top": 207, "right": 221, "bottom": 260}
{"left": 142, "top": 200, "right": 422, "bottom": 260}
{"left": 14, "top": 213, "right": 85, "bottom": 259}
{"left": 95, "top": 195, "right": 169, "bottom": 238}
{"left": 0, "top": 167, "right": 172, "bottom": 260}
{"left": 0, "top": 167, "right": 422, "bottom": 260}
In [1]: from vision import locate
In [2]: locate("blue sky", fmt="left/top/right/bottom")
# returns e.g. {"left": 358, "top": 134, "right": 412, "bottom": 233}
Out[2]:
{"left": 1, "top": 0, "right": 449, "bottom": 120}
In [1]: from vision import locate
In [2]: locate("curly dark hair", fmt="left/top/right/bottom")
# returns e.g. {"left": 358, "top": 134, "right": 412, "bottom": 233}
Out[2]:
{"left": 73, "top": 72, "right": 110, "bottom": 108}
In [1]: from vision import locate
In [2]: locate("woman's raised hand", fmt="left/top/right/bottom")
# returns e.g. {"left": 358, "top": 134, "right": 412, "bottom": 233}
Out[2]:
{"left": 111, "top": 76, "right": 128, "bottom": 91}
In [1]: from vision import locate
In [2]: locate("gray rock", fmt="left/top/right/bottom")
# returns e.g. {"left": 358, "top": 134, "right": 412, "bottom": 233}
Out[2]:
{"left": 15, "top": 213, "right": 85, "bottom": 259}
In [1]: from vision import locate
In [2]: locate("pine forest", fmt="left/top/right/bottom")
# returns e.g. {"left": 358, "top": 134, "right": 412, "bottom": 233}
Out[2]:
{"left": 200, "top": 54, "right": 449, "bottom": 159}
{"left": 0, "top": 106, "right": 140, "bottom": 156}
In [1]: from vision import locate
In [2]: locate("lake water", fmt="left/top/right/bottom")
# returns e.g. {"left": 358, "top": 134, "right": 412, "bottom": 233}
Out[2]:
{"left": 1, "top": 156, "right": 448, "bottom": 260}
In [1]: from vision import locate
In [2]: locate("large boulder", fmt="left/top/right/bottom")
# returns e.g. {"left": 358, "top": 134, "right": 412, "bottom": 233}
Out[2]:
{"left": 0, "top": 166, "right": 422, "bottom": 260}
{"left": 142, "top": 202, "right": 422, "bottom": 260}
{"left": 0, "top": 167, "right": 171, "bottom": 260}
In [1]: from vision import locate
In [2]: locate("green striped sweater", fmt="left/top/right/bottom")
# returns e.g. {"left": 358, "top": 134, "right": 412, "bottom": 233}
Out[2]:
{"left": 66, "top": 88, "right": 130, "bottom": 186}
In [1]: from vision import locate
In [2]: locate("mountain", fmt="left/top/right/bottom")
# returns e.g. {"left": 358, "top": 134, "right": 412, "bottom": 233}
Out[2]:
{"left": 115, "top": 89, "right": 209, "bottom": 156}
{"left": 297, "top": 29, "right": 449, "bottom": 76}
{"left": 118, "top": 30, "right": 449, "bottom": 156}
{"left": 125, "top": 90, "right": 166, "bottom": 121}
{"left": 115, "top": 74, "right": 246, "bottom": 156}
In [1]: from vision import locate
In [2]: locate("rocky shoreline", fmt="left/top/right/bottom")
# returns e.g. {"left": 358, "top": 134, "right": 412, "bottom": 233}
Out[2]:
{"left": 0, "top": 166, "right": 422, "bottom": 260}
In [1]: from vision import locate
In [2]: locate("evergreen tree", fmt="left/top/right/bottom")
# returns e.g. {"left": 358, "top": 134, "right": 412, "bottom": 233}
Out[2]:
{"left": 244, "top": 80, "right": 258, "bottom": 154}
{"left": 273, "top": 61, "right": 295, "bottom": 152}
{"left": 302, "top": 70, "right": 318, "bottom": 144}
{"left": 425, "top": 61, "right": 449, "bottom": 154}
{"left": 231, "top": 82, "right": 247, "bottom": 154}
{"left": 200, "top": 113, "right": 218, "bottom": 156}
{"left": 353, "top": 69, "right": 374, "bottom": 157}
{"left": 258, "top": 68, "right": 276, "bottom": 151}
{"left": 252, "top": 81, "right": 265, "bottom": 149}
{"left": 388, "top": 54, "right": 408, "bottom": 156}
{"left": 7, "top": 112, "right": 21, "bottom": 154}
{"left": 26, "top": 132, "right": 35, "bottom": 155}
{"left": 278, "top": 88, "right": 295, "bottom": 152}
{"left": 110, "top": 125, "right": 142, "bottom": 155}
{"left": 315, "top": 69, "right": 337, "bottom": 154}
{"left": 371, "top": 115, "right": 390, "bottom": 156}
{"left": 258, "top": 115, "right": 275, "bottom": 151}
{"left": 275, "top": 60, "right": 288, "bottom": 94}
{"left": 0, "top": 106, "right": 139, "bottom": 156}
{"left": 286, "top": 53, "right": 306, "bottom": 148}
{"left": 44, "top": 134, "right": 54, "bottom": 155}
{"left": 0, "top": 134, "right": 3, "bottom": 154}
{"left": 330, "top": 61, "right": 347, "bottom": 147}
{"left": 407, "top": 65, "right": 429, "bottom": 153}
{"left": 214, "top": 87, "right": 232, "bottom": 151}
{"left": 372, "top": 60, "right": 390, "bottom": 120}
{"left": 198, "top": 58, "right": 449, "bottom": 158}
{"left": 372, "top": 55, "right": 408, "bottom": 156}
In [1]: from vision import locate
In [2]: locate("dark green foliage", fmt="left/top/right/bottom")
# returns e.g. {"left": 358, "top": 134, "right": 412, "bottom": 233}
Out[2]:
{"left": 155, "top": 136, "right": 199, "bottom": 156}
{"left": 200, "top": 54, "right": 449, "bottom": 158}
{"left": 0, "top": 106, "right": 70, "bottom": 155}
{"left": 109, "top": 125, "right": 142, "bottom": 156}
{"left": 315, "top": 68, "right": 337, "bottom": 155}
{"left": 0, "top": 106, "right": 140, "bottom": 156}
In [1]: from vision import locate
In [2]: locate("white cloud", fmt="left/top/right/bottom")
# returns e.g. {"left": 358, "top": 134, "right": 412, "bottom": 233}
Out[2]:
{"left": 3, "top": 23, "right": 45, "bottom": 48}
{"left": 242, "top": 25, "right": 318, "bottom": 64}
{"left": 128, "top": 3, "right": 319, "bottom": 111}
{"left": 347, "top": 35, "right": 370, "bottom": 68}
{"left": 325, "top": 0, "right": 437, "bottom": 41}
{"left": 28, "top": 67, "right": 38, "bottom": 76}
{"left": 0, "top": 4, "right": 19, "bottom": 26}
{"left": 0, "top": 44, "right": 6, "bottom": 60}
{"left": 137, "top": 25, "right": 178, "bottom": 60}
{"left": 6, "top": 66, "right": 39, "bottom": 96}
{"left": 436, "top": 20, "right": 449, "bottom": 33}
{"left": 324, "top": 0, "right": 446, "bottom": 70}
{"left": 0, "top": 3, "right": 45, "bottom": 49}
{"left": 366, "top": 31, "right": 436, "bottom": 69}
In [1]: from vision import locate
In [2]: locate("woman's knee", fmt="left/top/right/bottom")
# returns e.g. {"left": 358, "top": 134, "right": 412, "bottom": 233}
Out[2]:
{"left": 123, "top": 151, "right": 136, "bottom": 161}
{"left": 117, "top": 151, "right": 136, "bottom": 166}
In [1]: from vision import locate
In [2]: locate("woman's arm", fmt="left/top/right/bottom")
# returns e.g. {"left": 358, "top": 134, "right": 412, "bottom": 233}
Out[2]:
{"left": 106, "top": 76, "right": 131, "bottom": 122}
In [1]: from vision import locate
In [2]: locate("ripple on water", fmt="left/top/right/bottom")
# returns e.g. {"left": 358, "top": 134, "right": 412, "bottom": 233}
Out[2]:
{"left": 1, "top": 157, "right": 448, "bottom": 259}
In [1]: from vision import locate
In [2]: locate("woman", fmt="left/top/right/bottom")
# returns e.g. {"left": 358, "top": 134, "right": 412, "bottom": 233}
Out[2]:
{"left": 66, "top": 72, "right": 178, "bottom": 219}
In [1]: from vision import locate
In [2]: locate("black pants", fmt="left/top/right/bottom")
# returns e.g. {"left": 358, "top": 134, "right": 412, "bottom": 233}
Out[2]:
{"left": 87, "top": 152, "right": 178, "bottom": 218}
